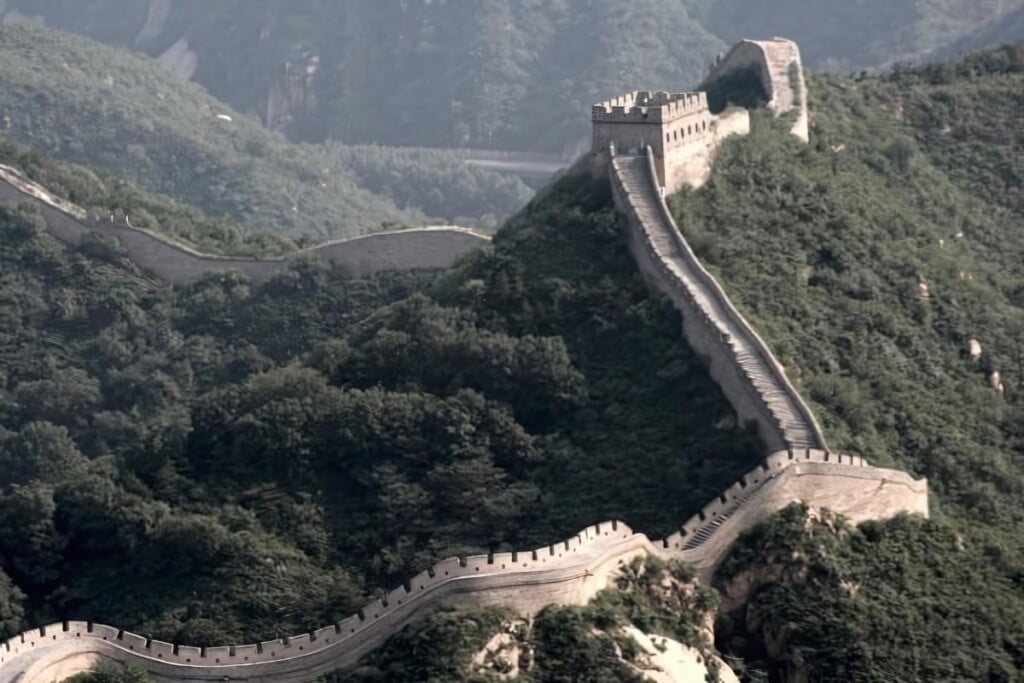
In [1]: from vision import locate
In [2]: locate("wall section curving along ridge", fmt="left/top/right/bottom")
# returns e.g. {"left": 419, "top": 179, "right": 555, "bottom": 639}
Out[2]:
{"left": 0, "top": 164, "right": 491, "bottom": 286}
{"left": 0, "top": 449, "right": 926, "bottom": 683}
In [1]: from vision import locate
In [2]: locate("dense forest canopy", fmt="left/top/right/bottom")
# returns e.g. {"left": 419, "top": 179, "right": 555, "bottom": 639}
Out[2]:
{"left": 0, "top": 157, "right": 757, "bottom": 648}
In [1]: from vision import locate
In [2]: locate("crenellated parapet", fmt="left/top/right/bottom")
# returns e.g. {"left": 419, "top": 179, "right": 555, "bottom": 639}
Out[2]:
{"left": 591, "top": 88, "right": 743, "bottom": 194}
{"left": 0, "top": 450, "right": 925, "bottom": 683}
{"left": 591, "top": 90, "right": 710, "bottom": 124}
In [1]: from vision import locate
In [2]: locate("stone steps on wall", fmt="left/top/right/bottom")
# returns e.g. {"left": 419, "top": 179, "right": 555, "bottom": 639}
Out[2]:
{"left": 681, "top": 483, "right": 762, "bottom": 550}
{"left": 612, "top": 153, "right": 823, "bottom": 451}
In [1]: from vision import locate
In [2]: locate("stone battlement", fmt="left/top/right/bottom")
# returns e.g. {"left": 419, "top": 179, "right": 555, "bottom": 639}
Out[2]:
{"left": 0, "top": 450, "right": 926, "bottom": 683}
{"left": 701, "top": 37, "right": 810, "bottom": 142}
{"left": 591, "top": 87, "right": 732, "bottom": 194}
{"left": 591, "top": 91, "right": 709, "bottom": 124}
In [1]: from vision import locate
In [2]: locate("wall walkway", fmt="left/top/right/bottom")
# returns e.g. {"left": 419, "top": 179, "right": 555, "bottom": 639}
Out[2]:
{"left": 0, "top": 164, "right": 490, "bottom": 286}
{"left": 610, "top": 150, "right": 826, "bottom": 453}
{"left": 0, "top": 450, "right": 926, "bottom": 683}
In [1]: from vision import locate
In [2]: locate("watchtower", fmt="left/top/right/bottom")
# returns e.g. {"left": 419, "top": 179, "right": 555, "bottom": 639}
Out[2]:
{"left": 592, "top": 90, "right": 715, "bottom": 193}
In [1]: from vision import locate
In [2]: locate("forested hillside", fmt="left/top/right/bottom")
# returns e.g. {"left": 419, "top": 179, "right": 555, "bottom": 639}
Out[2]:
{"left": 668, "top": 44, "right": 1024, "bottom": 679}
{"left": 931, "top": 4, "right": 1024, "bottom": 62}
{"left": 694, "top": 0, "right": 1023, "bottom": 71}
{"left": 0, "top": 23, "right": 533, "bottom": 237}
{"left": 4, "top": 0, "right": 1021, "bottom": 152}
{"left": 1, "top": 33, "right": 1023, "bottom": 683}
{"left": 268, "top": 44, "right": 1024, "bottom": 681}
{"left": 0, "top": 138, "right": 299, "bottom": 255}
{"left": 0, "top": 154, "right": 756, "bottom": 648}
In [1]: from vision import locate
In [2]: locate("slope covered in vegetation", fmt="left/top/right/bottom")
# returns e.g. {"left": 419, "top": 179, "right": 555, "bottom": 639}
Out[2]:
{"left": 672, "top": 44, "right": 1024, "bottom": 527}
{"left": 666, "top": 43, "right": 1024, "bottom": 680}
{"left": 4, "top": 0, "right": 724, "bottom": 152}
{"left": 279, "top": 43, "right": 1024, "bottom": 682}
{"left": 0, "top": 152, "right": 756, "bottom": 647}
{"left": 0, "top": 138, "right": 299, "bottom": 255}
{"left": 696, "top": 0, "right": 1022, "bottom": 71}
{"left": 0, "top": 23, "right": 533, "bottom": 236}
{"left": 716, "top": 504, "right": 1024, "bottom": 681}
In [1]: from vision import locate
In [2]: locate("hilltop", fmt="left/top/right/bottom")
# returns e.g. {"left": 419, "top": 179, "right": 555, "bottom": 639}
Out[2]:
{"left": 0, "top": 151, "right": 758, "bottom": 651}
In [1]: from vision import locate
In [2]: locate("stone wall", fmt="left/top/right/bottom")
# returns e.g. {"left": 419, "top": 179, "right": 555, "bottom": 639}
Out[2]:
{"left": 0, "top": 451, "right": 926, "bottom": 683}
{"left": 610, "top": 149, "right": 826, "bottom": 452}
{"left": 591, "top": 91, "right": 743, "bottom": 194}
{"left": 0, "top": 165, "right": 490, "bottom": 286}
{"left": 702, "top": 38, "right": 810, "bottom": 142}
{"left": 671, "top": 450, "right": 928, "bottom": 575}
{"left": 662, "top": 108, "right": 750, "bottom": 192}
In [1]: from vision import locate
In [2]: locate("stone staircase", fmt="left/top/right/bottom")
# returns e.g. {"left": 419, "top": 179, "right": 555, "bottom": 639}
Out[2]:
{"left": 681, "top": 483, "right": 762, "bottom": 550}
{"left": 612, "top": 153, "right": 823, "bottom": 451}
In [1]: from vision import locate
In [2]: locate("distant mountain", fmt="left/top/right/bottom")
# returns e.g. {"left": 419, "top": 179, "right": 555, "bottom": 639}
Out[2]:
{"left": 0, "top": 22, "right": 533, "bottom": 238}
{"left": 928, "top": 4, "right": 1024, "bottom": 62}
{"left": 0, "top": 0, "right": 725, "bottom": 152}
{"left": 0, "top": 20, "right": 419, "bottom": 239}
{"left": 3, "top": 0, "right": 1021, "bottom": 153}
{"left": 696, "top": 0, "right": 1023, "bottom": 71}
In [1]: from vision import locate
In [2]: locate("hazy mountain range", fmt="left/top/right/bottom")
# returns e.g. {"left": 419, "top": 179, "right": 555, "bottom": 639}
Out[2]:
{"left": 4, "top": 0, "right": 1021, "bottom": 153}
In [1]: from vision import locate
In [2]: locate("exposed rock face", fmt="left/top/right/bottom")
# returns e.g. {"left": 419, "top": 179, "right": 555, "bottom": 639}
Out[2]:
{"left": 266, "top": 52, "right": 320, "bottom": 132}
{"left": 157, "top": 38, "right": 198, "bottom": 80}
{"left": 470, "top": 620, "right": 526, "bottom": 679}
{"left": 968, "top": 338, "right": 982, "bottom": 361}
{"left": 715, "top": 507, "right": 849, "bottom": 683}
{"left": 621, "top": 625, "right": 740, "bottom": 683}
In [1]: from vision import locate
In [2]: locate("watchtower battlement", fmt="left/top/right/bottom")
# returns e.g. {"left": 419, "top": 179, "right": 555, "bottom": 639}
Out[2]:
{"left": 592, "top": 87, "right": 747, "bottom": 194}
{"left": 591, "top": 91, "right": 709, "bottom": 124}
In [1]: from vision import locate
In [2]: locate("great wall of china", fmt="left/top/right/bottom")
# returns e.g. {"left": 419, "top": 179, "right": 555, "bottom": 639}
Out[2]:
{"left": 0, "top": 38, "right": 929, "bottom": 682}
{"left": 0, "top": 164, "right": 491, "bottom": 286}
